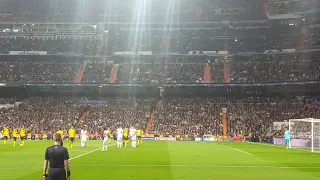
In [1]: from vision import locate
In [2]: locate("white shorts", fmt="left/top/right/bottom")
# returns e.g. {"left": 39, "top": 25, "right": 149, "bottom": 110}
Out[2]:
{"left": 81, "top": 137, "right": 87, "bottom": 142}
{"left": 131, "top": 136, "right": 137, "bottom": 141}
{"left": 117, "top": 136, "right": 122, "bottom": 141}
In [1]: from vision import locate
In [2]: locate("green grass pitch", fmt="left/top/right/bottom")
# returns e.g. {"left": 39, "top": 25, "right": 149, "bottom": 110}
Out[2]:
{"left": 1, "top": 140, "right": 320, "bottom": 180}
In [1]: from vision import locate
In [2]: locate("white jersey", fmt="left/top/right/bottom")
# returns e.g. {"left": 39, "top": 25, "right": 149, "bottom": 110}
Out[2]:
{"left": 129, "top": 128, "right": 137, "bottom": 141}
{"left": 117, "top": 128, "right": 123, "bottom": 141}
{"left": 81, "top": 130, "right": 88, "bottom": 140}
{"left": 103, "top": 130, "right": 109, "bottom": 140}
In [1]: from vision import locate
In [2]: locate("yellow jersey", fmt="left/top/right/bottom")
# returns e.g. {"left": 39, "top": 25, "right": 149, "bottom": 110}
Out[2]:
{"left": 56, "top": 130, "right": 64, "bottom": 137}
{"left": 13, "top": 129, "right": 19, "bottom": 138}
{"left": 20, "top": 128, "right": 26, "bottom": 137}
{"left": 108, "top": 130, "right": 113, "bottom": 137}
{"left": 137, "top": 129, "right": 143, "bottom": 136}
{"left": 68, "top": 129, "right": 75, "bottom": 138}
{"left": 124, "top": 128, "right": 128, "bottom": 137}
{"left": 2, "top": 128, "right": 9, "bottom": 136}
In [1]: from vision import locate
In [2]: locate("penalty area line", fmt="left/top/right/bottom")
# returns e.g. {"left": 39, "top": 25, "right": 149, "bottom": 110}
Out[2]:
{"left": 70, "top": 144, "right": 115, "bottom": 161}
{"left": 247, "top": 142, "right": 316, "bottom": 153}
{"left": 222, "top": 145, "right": 253, "bottom": 155}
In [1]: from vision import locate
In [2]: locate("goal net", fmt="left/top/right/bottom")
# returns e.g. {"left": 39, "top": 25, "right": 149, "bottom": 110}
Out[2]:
{"left": 289, "top": 118, "right": 320, "bottom": 152}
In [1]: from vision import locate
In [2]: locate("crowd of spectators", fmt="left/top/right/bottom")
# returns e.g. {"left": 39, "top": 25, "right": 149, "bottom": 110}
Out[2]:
{"left": 0, "top": 96, "right": 320, "bottom": 139}
{"left": 289, "top": 121, "right": 320, "bottom": 140}
{"left": 230, "top": 54, "right": 319, "bottom": 83}
{"left": 0, "top": 0, "right": 270, "bottom": 22}
{"left": 82, "top": 62, "right": 113, "bottom": 83}
{"left": 151, "top": 96, "right": 320, "bottom": 137}
{"left": 0, "top": 52, "right": 318, "bottom": 84}
{"left": 84, "top": 98, "right": 155, "bottom": 133}
{"left": 111, "top": 26, "right": 301, "bottom": 54}
{"left": 0, "top": 97, "right": 83, "bottom": 136}
{"left": 0, "top": 25, "right": 316, "bottom": 55}
{"left": 116, "top": 62, "right": 204, "bottom": 84}
{"left": 305, "top": 27, "right": 320, "bottom": 50}
{"left": 0, "top": 60, "right": 81, "bottom": 83}
{"left": 268, "top": 0, "right": 318, "bottom": 15}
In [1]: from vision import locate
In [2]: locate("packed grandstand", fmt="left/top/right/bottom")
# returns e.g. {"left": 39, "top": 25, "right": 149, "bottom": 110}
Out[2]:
{"left": 0, "top": 0, "right": 320, "bottom": 143}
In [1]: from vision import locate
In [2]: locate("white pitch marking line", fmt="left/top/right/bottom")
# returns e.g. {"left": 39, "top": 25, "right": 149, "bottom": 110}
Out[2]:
{"left": 70, "top": 144, "right": 115, "bottom": 160}
{"left": 247, "top": 142, "right": 317, "bottom": 153}
{"left": 222, "top": 145, "right": 252, "bottom": 155}
{"left": 71, "top": 164, "right": 320, "bottom": 169}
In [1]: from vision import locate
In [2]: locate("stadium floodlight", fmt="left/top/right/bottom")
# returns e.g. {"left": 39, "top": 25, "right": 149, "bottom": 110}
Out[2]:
{"left": 289, "top": 118, "right": 320, "bottom": 152}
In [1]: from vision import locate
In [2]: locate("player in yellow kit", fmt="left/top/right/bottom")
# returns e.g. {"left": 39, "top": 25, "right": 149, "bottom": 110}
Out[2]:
{"left": 137, "top": 129, "right": 143, "bottom": 145}
{"left": 108, "top": 129, "right": 113, "bottom": 144}
{"left": 123, "top": 128, "right": 129, "bottom": 147}
{"left": 68, "top": 127, "right": 75, "bottom": 149}
{"left": 56, "top": 130, "right": 64, "bottom": 146}
{"left": 12, "top": 128, "right": 19, "bottom": 147}
{"left": 2, "top": 127, "right": 9, "bottom": 146}
{"left": 20, "top": 127, "right": 26, "bottom": 146}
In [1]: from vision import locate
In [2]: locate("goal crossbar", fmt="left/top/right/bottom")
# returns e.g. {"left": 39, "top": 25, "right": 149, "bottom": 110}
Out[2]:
{"left": 289, "top": 118, "right": 320, "bottom": 123}
{"left": 289, "top": 118, "right": 320, "bottom": 152}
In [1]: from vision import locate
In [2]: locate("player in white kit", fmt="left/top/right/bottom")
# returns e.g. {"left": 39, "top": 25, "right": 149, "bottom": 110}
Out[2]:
{"left": 129, "top": 126, "right": 137, "bottom": 148}
{"left": 80, "top": 126, "right": 88, "bottom": 148}
{"left": 101, "top": 127, "right": 110, "bottom": 151}
{"left": 116, "top": 127, "right": 123, "bottom": 148}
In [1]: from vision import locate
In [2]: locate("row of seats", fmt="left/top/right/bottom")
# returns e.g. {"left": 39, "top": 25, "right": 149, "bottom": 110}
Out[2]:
{"left": 0, "top": 27, "right": 315, "bottom": 55}
{"left": 0, "top": 53, "right": 318, "bottom": 83}
{"left": 0, "top": 0, "right": 271, "bottom": 22}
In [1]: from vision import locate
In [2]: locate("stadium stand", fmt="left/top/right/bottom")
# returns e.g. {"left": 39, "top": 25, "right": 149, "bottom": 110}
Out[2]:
{"left": 0, "top": 0, "right": 319, "bottom": 141}
{"left": 84, "top": 98, "right": 155, "bottom": 133}
{"left": 0, "top": 0, "right": 268, "bottom": 22}
{"left": 0, "top": 96, "right": 319, "bottom": 138}
{"left": 0, "top": 59, "right": 81, "bottom": 83}
{"left": 0, "top": 97, "right": 83, "bottom": 135}
{"left": 81, "top": 62, "right": 113, "bottom": 83}
{"left": 151, "top": 97, "right": 320, "bottom": 137}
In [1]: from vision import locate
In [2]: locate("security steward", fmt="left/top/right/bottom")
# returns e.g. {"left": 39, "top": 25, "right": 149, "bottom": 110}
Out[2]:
{"left": 43, "top": 133, "right": 71, "bottom": 180}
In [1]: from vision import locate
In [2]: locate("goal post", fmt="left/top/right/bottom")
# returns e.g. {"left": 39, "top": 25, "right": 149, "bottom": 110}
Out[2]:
{"left": 289, "top": 118, "right": 320, "bottom": 152}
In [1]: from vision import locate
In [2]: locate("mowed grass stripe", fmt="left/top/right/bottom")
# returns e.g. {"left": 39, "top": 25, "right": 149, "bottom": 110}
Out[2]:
{"left": 71, "top": 141, "right": 174, "bottom": 180}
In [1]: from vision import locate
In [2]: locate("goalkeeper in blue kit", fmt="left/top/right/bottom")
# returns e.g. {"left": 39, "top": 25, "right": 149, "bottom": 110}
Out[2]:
{"left": 284, "top": 128, "right": 291, "bottom": 149}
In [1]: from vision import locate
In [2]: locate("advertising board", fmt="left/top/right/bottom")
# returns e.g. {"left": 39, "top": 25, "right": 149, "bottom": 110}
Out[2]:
{"left": 176, "top": 138, "right": 194, "bottom": 141}
{"left": 155, "top": 137, "right": 176, "bottom": 141}
{"left": 141, "top": 137, "right": 155, "bottom": 141}
{"left": 273, "top": 138, "right": 311, "bottom": 147}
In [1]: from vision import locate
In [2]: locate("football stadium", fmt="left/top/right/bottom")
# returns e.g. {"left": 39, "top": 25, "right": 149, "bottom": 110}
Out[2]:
{"left": 1, "top": 0, "right": 320, "bottom": 180}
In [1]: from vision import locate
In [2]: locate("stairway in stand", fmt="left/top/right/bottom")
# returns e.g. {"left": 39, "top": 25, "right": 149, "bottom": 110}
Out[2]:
{"left": 224, "top": 63, "right": 230, "bottom": 83}
{"left": 76, "top": 109, "right": 89, "bottom": 128}
{"left": 109, "top": 64, "right": 119, "bottom": 83}
{"left": 75, "top": 62, "right": 87, "bottom": 83}
{"left": 145, "top": 99, "right": 162, "bottom": 135}
{"left": 204, "top": 64, "right": 211, "bottom": 83}
{"left": 297, "top": 27, "right": 308, "bottom": 51}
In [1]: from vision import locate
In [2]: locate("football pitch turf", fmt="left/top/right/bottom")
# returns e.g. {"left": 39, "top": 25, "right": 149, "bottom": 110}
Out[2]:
{"left": 1, "top": 141, "right": 320, "bottom": 180}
